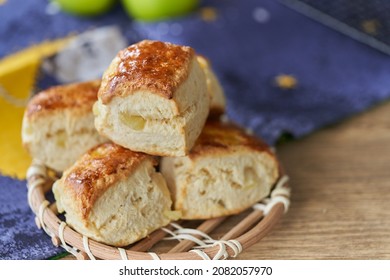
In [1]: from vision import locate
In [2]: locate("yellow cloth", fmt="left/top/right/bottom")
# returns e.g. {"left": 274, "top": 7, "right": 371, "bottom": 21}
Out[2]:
{"left": 0, "top": 38, "right": 72, "bottom": 179}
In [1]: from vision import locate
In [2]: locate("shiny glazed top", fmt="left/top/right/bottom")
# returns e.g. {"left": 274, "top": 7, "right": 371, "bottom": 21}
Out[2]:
{"left": 100, "top": 40, "right": 195, "bottom": 104}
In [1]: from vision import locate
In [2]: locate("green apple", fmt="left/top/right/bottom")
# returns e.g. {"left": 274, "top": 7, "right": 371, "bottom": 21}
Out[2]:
{"left": 121, "top": 0, "right": 199, "bottom": 21}
{"left": 51, "top": 0, "right": 117, "bottom": 16}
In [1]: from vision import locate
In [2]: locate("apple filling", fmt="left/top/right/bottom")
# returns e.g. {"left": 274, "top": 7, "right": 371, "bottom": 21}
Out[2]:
{"left": 55, "top": 131, "right": 67, "bottom": 148}
{"left": 119, "top": 112, "right": 146, "bottom": 131}
{"left": 244, "top": 167, "right": 258, "bottom": 190}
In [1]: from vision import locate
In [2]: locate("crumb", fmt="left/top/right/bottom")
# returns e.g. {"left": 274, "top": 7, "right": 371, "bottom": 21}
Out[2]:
{"left": 274, "top": 74, "right": 298, "bottom": 90}
{"left": 200, "top": 7, "right": 218, "bottom": 22}
{"left": 361, "top": 19, "right": 381, "bottom": 35}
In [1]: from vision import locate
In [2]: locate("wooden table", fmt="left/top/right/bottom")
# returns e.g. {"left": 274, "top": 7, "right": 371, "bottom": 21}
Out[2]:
{"left": 63, "top": 101, "right": 390, "bottom": 260}
{"left": 238, "top": 100, "right": 390, "bottom": 260}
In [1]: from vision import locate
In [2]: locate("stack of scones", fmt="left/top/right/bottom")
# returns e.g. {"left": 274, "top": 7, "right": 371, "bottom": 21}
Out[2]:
{"left": 21, "top": 40, "right": 280, "bottom": 247}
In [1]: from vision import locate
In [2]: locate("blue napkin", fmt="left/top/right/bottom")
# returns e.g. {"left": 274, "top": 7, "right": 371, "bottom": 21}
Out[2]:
{"left": 135, "top": 0, "right": 390, "bottom": 143}
{"left": 1, "top": 0, "right": 390, "bottom": 259}
{"left": 0, "top": 177, "right": 64, "bottom": 260}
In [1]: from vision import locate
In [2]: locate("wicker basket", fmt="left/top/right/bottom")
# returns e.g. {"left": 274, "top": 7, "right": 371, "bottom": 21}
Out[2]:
{"left": 26, "top": 160, "right": 290, "bottom": 260}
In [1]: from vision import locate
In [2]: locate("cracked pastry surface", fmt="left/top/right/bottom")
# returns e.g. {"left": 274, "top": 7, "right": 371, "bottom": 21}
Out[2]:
{"left": 94, "top": 40, "right": 209, "bottom": 157}
{"left": 21, "top": 80, "right": 107, "bottom": 172}
{"left": 53, "top": 142, "right": 175, "bottom": 247}
{"left": 161, "top": 120, "right": 280, "bottom": 220}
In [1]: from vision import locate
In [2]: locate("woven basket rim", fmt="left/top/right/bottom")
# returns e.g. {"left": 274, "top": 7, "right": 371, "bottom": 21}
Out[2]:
{"left": 26, "top": 161, "right": 290, "bottom": 260}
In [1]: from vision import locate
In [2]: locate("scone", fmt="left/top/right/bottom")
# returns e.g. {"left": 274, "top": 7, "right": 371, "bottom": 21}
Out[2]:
{"left": 196, "top": 55, "right": 226, "bottom": 117}
{"left": 21, "top": 80, "right": 107, "bottom": 172}
{"left": 53, "top": 142, "right": 176, "bottom": 247}
{"left": 160, "top": 120, "right": 280, "bottom": 220}
{"left": 94, "top": 40, "right": 209, "bottom": 157}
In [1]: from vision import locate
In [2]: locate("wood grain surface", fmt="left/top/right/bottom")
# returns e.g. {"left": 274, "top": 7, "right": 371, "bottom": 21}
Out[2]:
{"left": 237, "top": 101, "right": 390, "bottom": 260}
{"left": 62, "top": 101, "right": 390, "bottom": 260}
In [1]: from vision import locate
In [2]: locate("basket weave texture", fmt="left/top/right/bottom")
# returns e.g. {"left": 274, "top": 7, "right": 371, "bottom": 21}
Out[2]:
{"left": 26, "top": 160, "right": 290, "bottom": 260}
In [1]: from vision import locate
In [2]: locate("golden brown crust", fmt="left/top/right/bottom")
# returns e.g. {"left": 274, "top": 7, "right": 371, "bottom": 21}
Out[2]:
{"left": 26, "top": 80, "right": 101, "bottom": 119}
{"left": 196, "top": 54, "right": 210, "bottom": 68}
{"left": 62, "top": 142, "right": 154, "bottom": 219}
{"left": 190, "top": 120, "right": 274, "bottom": 159}
{"left": 99, "top": 40, "right": 194, "bottom": 104}
{"left": 207, "top": 108, "right": 226, "bottom": 119}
